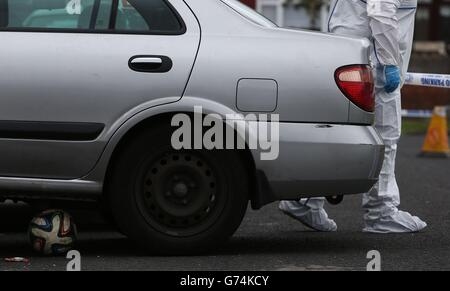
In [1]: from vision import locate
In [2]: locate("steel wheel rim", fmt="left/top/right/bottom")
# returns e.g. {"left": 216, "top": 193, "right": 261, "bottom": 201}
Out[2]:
{"left": 136, "top": 151, "right": 226, "bottom": 237}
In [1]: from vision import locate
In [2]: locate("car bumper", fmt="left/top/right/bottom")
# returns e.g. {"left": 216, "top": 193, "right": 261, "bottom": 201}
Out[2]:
{"left": 251, "top": 122, "right": 384, "bottom": 205}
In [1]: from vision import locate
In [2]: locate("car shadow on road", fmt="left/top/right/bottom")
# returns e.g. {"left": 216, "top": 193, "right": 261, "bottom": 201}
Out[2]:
{"left": 0, "top": 231, "right": 418, "bottom": 259}
{"left": 0, "top": 203, "right": 425, "bottom": 258}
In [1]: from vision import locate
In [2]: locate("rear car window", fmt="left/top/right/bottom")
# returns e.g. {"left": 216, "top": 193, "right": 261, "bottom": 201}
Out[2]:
{"left": 0, "top": 0, "right": 184, "bottom": 33}
{"left": 220, "top": 0, "right": 277, "bottom": 28}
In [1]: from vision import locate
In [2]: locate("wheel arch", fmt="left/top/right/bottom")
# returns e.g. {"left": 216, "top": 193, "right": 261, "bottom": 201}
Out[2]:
{"left": 88, "top": 98, "right": 260, "bottom": 206}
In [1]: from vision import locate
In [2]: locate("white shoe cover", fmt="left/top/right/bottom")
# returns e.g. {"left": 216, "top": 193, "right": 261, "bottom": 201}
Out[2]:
{"left": 279, "top": 200, "right": 337, "bottom": 232}
{"left": 363, "top": 210, "right": 427, "bottom": 233}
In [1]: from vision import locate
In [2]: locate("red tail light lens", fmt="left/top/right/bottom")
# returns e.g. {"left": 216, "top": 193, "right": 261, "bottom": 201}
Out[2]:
{"left": 335, "top": 65, "right": 375, "bottom": 112}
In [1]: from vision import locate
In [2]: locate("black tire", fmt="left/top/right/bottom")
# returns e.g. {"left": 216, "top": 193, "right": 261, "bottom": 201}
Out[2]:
{"left": 108, "top": 123, "right": 249, "bottom": 254}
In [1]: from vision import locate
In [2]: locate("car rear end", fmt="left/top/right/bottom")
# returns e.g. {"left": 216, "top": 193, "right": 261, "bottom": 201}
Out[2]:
{"left": 183, "top": 0, "right": 385, "bottom": 205}
{"left": 254, "top": 56, "right": 384, "bottom": 200}
{"left": 247, "top": 29, "right": 384, "bottom": 203}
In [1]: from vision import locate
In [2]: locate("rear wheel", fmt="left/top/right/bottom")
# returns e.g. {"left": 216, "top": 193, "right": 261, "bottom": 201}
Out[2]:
{"left": 108, "top": 124, "right": 249, "bottom": 254}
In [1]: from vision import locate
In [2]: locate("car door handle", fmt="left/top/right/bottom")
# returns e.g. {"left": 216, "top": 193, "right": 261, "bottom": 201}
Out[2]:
{"left": 128, "top": 55, "right": 173, "bottom": 73}
{"left": 131, "top": 57, "right": 163, "bottom": 65}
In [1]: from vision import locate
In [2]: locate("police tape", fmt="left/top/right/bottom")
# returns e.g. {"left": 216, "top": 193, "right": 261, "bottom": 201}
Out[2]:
{"left": 401, "top": 73, "right": 449, "bottom": 117}
{"left": 401, "top": 109, "right": 433, "bottom": 118}
{"left": 404, "top": 73, "right": 450, "bottom": 89}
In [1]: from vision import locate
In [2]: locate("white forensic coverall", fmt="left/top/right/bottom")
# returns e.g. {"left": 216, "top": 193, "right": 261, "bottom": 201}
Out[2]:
{"left": 279, "top": 0, "right": 427, "bottom": 233}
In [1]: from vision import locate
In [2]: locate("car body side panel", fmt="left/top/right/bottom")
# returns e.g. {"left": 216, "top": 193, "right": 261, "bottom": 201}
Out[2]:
{"left": 83, "top": 97, "right": 244, "bottom": 182}
{"left": 182, "top": 0, "right": 372, "bottom": 123}
{"left": 0, "top": 97, "right": 383, "bottom": 202}
{"left": 0, "top": 0, "right": 200, "bottom": 179}
{"left": 0, "top": 97, "right": 250, "bottom": 200}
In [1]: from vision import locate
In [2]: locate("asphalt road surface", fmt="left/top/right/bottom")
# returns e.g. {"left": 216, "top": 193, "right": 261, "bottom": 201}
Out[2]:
{"left": 0, "top": 135, "right": 449, "bottom": 271}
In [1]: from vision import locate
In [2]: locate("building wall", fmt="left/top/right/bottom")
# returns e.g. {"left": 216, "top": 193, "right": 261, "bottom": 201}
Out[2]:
{"left": 415, "top": 0, "right": 450, "bottom": 43}
{"left": 240, "top": 0, "right": 256, "bottom": 8}
{"left": 253, "top": 0, "right": 319, "bottom": 29}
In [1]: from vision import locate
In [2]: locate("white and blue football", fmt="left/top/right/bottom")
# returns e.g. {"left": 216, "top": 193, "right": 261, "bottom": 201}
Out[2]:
{"left": 29, "top": 210, "right": 77, "bottom": 256}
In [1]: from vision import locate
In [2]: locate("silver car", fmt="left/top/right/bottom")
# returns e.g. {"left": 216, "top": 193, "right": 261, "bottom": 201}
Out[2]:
{"left": 0, "top": 0, "right": 384, "bottom": 253}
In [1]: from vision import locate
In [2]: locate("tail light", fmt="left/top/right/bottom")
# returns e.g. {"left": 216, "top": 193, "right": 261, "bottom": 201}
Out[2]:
{"left": 335, "top": 65, "right": 375, "bottom": 112}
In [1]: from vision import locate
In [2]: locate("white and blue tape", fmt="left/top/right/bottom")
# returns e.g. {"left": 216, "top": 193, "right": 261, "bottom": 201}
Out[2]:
{"left": 401, "top": 109, "right": 433, "bottom": 118}
{"left": 404, "top": 73, "right": 450, "bottom": 89}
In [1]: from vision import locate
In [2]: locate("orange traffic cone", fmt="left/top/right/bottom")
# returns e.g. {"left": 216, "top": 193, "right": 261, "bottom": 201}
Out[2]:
{"left": 420, "top": 106, "right": 450, "bottom": 158}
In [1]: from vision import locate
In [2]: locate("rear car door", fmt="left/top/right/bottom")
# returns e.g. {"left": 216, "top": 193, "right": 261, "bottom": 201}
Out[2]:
{"left": 0, "top": 0, "right": 199, "bottom": 179}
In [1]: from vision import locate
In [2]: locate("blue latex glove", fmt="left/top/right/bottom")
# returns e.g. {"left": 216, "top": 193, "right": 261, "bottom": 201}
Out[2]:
{"left": 384, "top": 65, "right": 401, "bottom": 93}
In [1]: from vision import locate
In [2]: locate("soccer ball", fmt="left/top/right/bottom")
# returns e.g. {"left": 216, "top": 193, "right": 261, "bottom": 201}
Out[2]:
{"left": 29, "top": 210, "right": 78, "bottom": 255}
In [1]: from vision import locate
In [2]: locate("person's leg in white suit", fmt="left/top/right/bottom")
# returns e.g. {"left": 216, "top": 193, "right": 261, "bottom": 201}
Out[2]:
{"left": 362, "top": 5, "right": 426, "bottom": 233}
